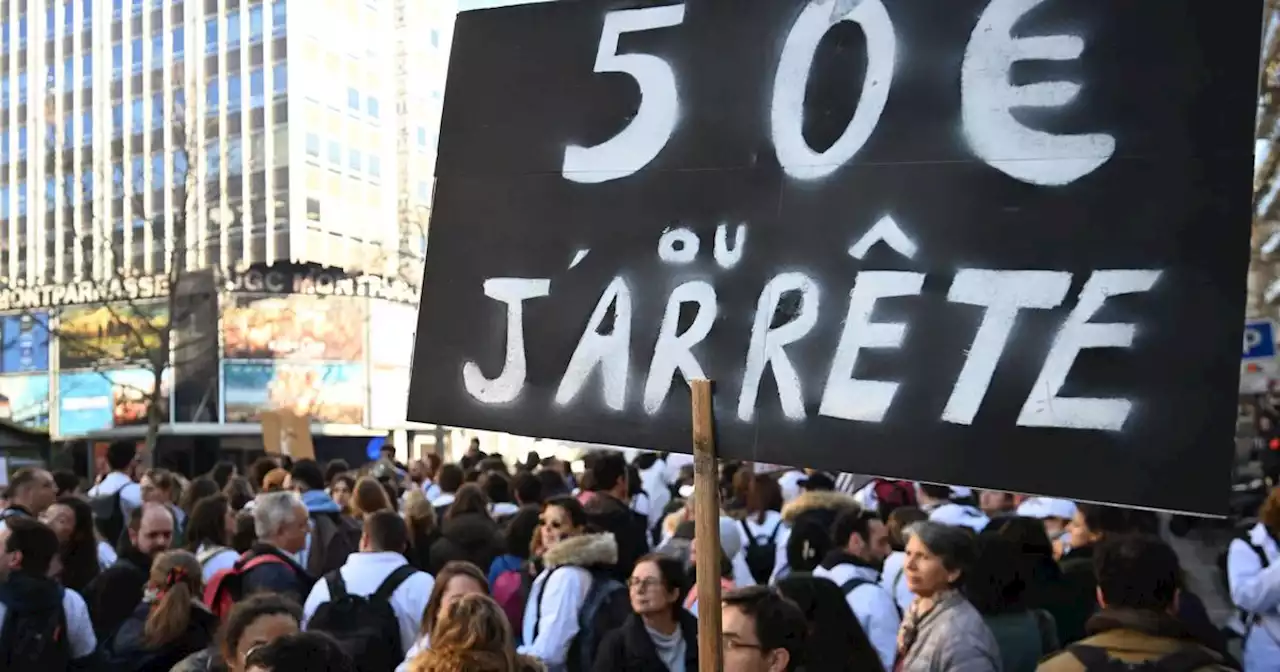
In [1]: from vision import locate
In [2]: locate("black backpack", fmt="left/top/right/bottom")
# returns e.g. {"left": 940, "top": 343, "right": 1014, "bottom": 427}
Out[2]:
{"left": 307, "top": 565, "right": 418, "bottom": 672}
{"left": 0, "top": 587, "right": 71, "bottom": 670}
{"left": 741, "top": 518, "right": 781, "bottom": 584}
{"left": 1219, "top": 530, "right": 1270, "bottom": 635}
{"left": 89, "top": 489, "right": 125, "bottom": 547}
{"left": 786, "top": 508, "right": 843, "bottom": 575}
{"left": 533, "top": 566, "right": 631, "bottom": 672}
{"left": 1068, "top": 644, "right": 1221, "bottom": 671}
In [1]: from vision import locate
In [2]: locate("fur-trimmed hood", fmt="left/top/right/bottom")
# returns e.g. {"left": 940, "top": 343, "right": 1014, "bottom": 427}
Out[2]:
{"left": 781, "top": 490, "right": 860, "bottom": 524}
{"left": 543, "top": 532, "right": 618, "bottom": 569}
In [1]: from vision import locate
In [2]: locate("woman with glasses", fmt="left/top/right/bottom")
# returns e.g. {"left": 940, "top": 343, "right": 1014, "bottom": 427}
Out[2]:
{"left": 593, "top": 553, "right": 697, "bottom": 672}
{"left": 518, "top": 496, "right": 619, "bottom": 672}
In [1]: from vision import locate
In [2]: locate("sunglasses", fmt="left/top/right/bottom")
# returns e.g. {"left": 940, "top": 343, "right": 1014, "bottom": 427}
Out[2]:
{"left": 538, "top": 518, "right": 565, "bottom": 530}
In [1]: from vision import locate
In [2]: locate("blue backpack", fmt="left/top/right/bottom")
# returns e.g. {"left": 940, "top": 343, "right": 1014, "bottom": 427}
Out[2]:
{"left": 532, "top": 566, "right": 630, "bottom": 672}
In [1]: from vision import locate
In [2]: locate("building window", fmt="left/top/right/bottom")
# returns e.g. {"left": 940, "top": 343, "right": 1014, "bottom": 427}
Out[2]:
{"left": 112, "top": 43, "right": 123, "bottom": 78}
{"left": 367, "top": 96, "right": 379, "bottom": 120}
{"left": 206, "top": 80, "right": 219, "bottom": 115}
{"left": 249, "top": 68, "right": 264, "bottom": 107}
{"left": 417, "top": 126, "right": 427, "bottom": 148}
{"left": 174, "top": 149, "right": 189, "bottom": 183}
{"left": 131, "top": 0, "right": 143, "bottom": 16}
{"left": 348, "top": 148, "right": 361, "bottom": 172}
{"left": 227, "top": 137, "right": 243, "bottom": 176}
{"left": 151, "top": 34, "right": 163, "bottom": 69}
{"left": 82, "top": 111, "right": 92, "bottom": 145}
{"left": 82, "top": 53, "right": 92, "bottom": 87}
{"left": 249, "top": 4, "right": 263, "bottom": 43}
{"left": 327, "top": 141, "right": 341, "bottom": 166}
{"left": 417, "top": 180, "right": 429, "bottom": 200}
{"left": 205, "top": 17, "right": 217, "bottom": 55}
{"left": 64, "top": 0, "right": 74, "bottom": 32}
{"left": 152, "top": 154, "right": 165, "bottom": 188}
{"left": 368, "top": 156, "right": 381, "bottom": 180}
{"left": 112, "top": 104, "right": 123, "bottom": 137}
{"left": 174, "top": 26, "right": 185, "bottom": 58}
{"left": 17, "top": 127, "right": 26, "bottom": 159}
{"left": 206, "top": 141, "right": 220, "bottom": 180}
{"left": 64, "top": 58, "right": 73, "bottom": 89}
{"left": 131, "top": 97, "right": 144, "bottom": 131}
{"left": 16, "top": 75, "right": 25, "bottom": 104}
{"left": 131, "top": 37, "right": 143, "bottom": 74}
{"left": 305, "top": 132, "right": 320, "bottom": 158}
{"left": 228, "top": 74, "right": 242, "bottom": 110}
{"left": 132, "top": 155, "right": 145, "bottom": 194}
{"left": 272, "top": 0, "right": 286, "bottom": 36}
{"left": 272, "top": 63, "right": 287, "bottom": 96}
{"left": 83, "top": 0, "right": 93, "bottom": 27}
{"left": 17, "top": 183, "right": 26, "bottom": 216}
{"left": 431, "top": 29, "right": 439, "bottom": 48}
{"left": 226, "top": 11, "right": 241, "bottom": 50}
{"left": 17, "top": 16, "right": 26, "bottom": 47}
{"left": 152, "top": 92, "right": 164, "bottom": 129}
{"left": 346, "top": 87, "right": 359, "bottom": 112}
{"left": 45, "top": 177, "right": 56, "bottom": 211}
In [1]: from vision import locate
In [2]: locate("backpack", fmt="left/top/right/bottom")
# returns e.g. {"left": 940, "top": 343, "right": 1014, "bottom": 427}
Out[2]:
{"left": 0, "top": 586, "right": 71, "bottom": 669}
{"left": 89, "top": 489, "right": 125, "bottom": 547}
{"left": 493, "top": 567, "right": 535, "bottom": 641}
{"left": 839, "top": 576, "right": 873, "bottom": 595}
{"left": 741, "top": 518, "right": 781, "bottom": 584}
{"left": 871, "top": 480, "right": 916, "bottom": 516}
{"left": 533, "top": 566, "right": 631, "bottom": 672}
{"left": 786, "top": 508, "right": 843, "bottom": 575}
{"left": 307, "top": 565, "right": 418, "bottom": 672}
{"left": 1068, "top": 644, "right": 1219, "bottom": 671}
{"left": 204, "top": 552, "right": 290, "bottom": 620}
{"left": 1220, "top": 531, "right": 1269, "bottom": 634}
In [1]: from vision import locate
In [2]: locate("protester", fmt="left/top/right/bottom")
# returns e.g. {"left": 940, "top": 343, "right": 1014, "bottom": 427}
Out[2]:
{"left": 739, "top": 474, "right": 785, "bottom": 586}
{"left": 0, "top": 517, "right": 99, "bottom": 669}
{"left": 1227, "top": 485, "right": 1280, "bottom": 670}
{"left": 86, "top": 501, "right": 177, "bottom": 638}
{"left": 174, "top": 593, "right": 302, "bottom": 672}
{"left": 518, "top": 496, "right": 619, "bottom": 670}
{"left": 633, "top": 453, "right": 671, "bottom": 537}
{"left": 88, "top": 440, "right": 144, "bottom": 526}
{"left": 103, "top": 549, "right": 217, "bottom": 671}
{"left": 0, "top": 466, "right": 56, "bottom": 530}
{"left": 488, "top": 505, "right": 540, "bottom": 587}
{"left": 1037, "top": 534, "right": 1230, "bottom": 671}
{"left": 1015, "top": 498, "right": 1076, "bottom": 558}
{"left": 210, "top": 462, "right": 237, "bottom": 491}
{"left": 244, "top": 631, "right": 356, "bottom": 672}
{"left": 40, "top": 495, "right": 107, "bottom": 591}
{"left": 261, "top": 468, "right": 289, "bottom": 494}
{"left": 142, "top": 468, "right": 187, "bottom": 532}
{"left": 236, "top": 491, "right": 313, "bottom": 603}
{"left": 896, "top": 521, "right": 1002, "bottom": 671}
{"left": 916, "top": 484, "right": 990, "bottom": 533}
{"left": 403, "top": 488, "right": 442, "bottom": 572}
{"left": 303, "top": 511, "right": 434, "bottom": 659}
{"left": 1058, "top": 502, "right": 1141, "bottom": 645}
{"left": 185, "top": 494, "right": 239, "bottom": 582}
{"left": 286, "top": 460, "right": 358, "bottom": 577}
{"left": 329, "top": 474, "right": 356, "bottom": 516}
{"left": 399, "top": 561, "right": 492, "bottom": 670}
{"left": 432, "top": 483, "right": 506, "bottom": 573}
{"left": 53, "top": 469, "right": 82, "bottom": 497}
{"left": 459, "top": 438, "right": 489, "bottom": 472}
{"left": 683, "top": 523, "right": 736, "bottom": 616}
{"left": 774, "top": 574, "right": 884, "bottom": 672}
{"left": 720, "top": 586, "right": 808, "bottom": 672}
{"left": 980, "top": 491, "right": 1018, "bottom": 519}
{"left": 434, "top": 464, "right": 466, "bottom": 513}
{"left": 407, "top": 593, "right": 542, "bottom": 672}
{"left": 513, "top": 471, "right": 544, "bottom": 508}
{"left": 813, "top": 508, "right": 900, "bottom": 669}
{"left": 485, "top": 472, "right": 522, "bottom": 520}
{"left": 580, "top": 451, "right": 650, "bottom": 581}
{"left": 593, "top": 553, "right": 697, "bottom": 672}
{"left": 881, "top": 506, "right": 927, "bottom": 614}
{"left": 224, "top": 476, "right": 256, "bottom": 511}
{"left": 352, "top": 475, "right": 395, "bottom": 519}
{"left": 967, "top": 535, "right": 1058, "bottom": 672}
{"left": 774, "top": 486, "right": 861, "bottom": 580}
{"left": 180, "top": 477, "right": 222, "bottom": 519}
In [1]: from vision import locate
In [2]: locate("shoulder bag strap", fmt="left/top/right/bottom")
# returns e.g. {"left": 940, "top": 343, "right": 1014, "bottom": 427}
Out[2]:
{"left": 531, "top": 565, "right": 567, "bottom": 641}
{"left": 1068, "top": 645, "right": 1113, "bottom": 667}
{"left": 740, "top": 519, "right": 757, "bottom": 548}
{"left": 373, "top": 565, "right": 419, "bottom": 602}
{"left": 325, "top": 570, "right": 348, "bottom": 601}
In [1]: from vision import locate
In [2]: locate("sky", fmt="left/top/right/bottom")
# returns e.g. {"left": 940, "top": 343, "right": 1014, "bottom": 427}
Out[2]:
{"left": 458, "top": 0, "right": 554, "bottom": 11}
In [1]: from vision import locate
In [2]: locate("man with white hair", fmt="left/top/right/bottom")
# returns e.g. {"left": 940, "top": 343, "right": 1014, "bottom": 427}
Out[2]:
{"left": 237, "top": 491, "right": 314, "bottom": 603}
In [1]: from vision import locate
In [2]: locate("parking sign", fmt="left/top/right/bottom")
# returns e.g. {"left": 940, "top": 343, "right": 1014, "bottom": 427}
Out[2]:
{"left": 1242, "top": 319, "right": 1277, "bottom": 393}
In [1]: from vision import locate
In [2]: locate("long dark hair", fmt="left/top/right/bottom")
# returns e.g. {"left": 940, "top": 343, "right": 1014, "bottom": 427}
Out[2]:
{"left": 775, "top": 574, "right": 882, "bottom": 671}
{"left": 184, "top": 494, "right": 231, "bottom": 552}
{"left": 55, "top": 496, "right": 101, "bottom": 592}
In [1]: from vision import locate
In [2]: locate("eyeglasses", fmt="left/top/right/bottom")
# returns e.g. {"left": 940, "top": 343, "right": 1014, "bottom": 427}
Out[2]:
{"left": 538, "top": 519, "right": 564, "bottom": 530}
{"left": 626, "top": 577, "right": 663, "bottom": 591}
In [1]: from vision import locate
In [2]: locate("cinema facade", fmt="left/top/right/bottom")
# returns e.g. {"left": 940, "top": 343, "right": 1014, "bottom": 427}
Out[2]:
{"left": 0, "top": 261, "right": 435, "bottom": 473}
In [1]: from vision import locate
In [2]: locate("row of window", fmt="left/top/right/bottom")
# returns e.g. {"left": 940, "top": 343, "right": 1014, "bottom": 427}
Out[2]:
{"left": 110, "top": 89, "right": 187, "bottom": 138}
{"left": 303, "top": 132, "right": 383, "bottom": 181}
{"left": 206, "top": 63, "right": 288, "bottom": 114}
{"left": 111, "top": 27, "right": 185, "bottom": 78}
{"left": 1, "top": 1, "right": 189, "bottom": 51}
{"left": 345, "top": 87, "right": 381, "bottom": 121}
{"left": 205, "top": 1, "right": 287, "bottom": 56}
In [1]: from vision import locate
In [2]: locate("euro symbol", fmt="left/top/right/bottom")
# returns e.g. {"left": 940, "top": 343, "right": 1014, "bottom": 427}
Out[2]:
{"left": 961, "top": 0, "right": 1115, "bottom": 187}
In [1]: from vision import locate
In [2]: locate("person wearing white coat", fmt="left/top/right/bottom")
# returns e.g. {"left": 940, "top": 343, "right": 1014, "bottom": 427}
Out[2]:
{"left": 918, "top": 483, "right": 989, "bottom": 533}
{"left": 813, "top": 509, "right": 900, "bottom": 671}
{"left": 1227, "top": 516, "right": 1280, "bottom": 671}
{"left": 520, "top": 531, "right": 619, "bottom": 672}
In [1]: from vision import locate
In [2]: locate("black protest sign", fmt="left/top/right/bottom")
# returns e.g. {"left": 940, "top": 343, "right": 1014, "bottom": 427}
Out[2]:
{"left": 409, "top": 0, "right": 1259, "bottom": 514}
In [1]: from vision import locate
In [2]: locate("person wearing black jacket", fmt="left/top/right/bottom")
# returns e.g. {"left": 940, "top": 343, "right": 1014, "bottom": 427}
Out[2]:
{"left": 594, "top": 553, "right": 697, "bottom": 672}
{"left": 85, "top": 502, "right": 175, "bottom": 639}
{"left": 103, "top": 549, "right": 218, "bottom": 672}
{"left": 239, "top": 492, "right": 314, "bottom": 604}
{"left": 428, "top": 484, "right": 505, "bottom": 575}
{"left": 583, "top": 451, "right": 651, "bottom": 581}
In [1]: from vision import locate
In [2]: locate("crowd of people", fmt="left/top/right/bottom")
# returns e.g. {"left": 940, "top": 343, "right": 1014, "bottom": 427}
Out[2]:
{"left": 0, "top": 437, "right": 1274, "bottom": 671}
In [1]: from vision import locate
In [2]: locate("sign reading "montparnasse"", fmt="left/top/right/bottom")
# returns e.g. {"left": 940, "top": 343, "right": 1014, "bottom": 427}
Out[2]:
{"left": 0, "top": 275, "right": 170, "bottom": 311}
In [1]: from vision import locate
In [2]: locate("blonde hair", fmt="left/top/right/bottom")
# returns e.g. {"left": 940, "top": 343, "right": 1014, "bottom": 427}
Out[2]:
{"left": 404, "top": 489, "right": 438, "bottom": 537}
{"left": 144, "top": 550, "right": 203, "bottom": 648}
{"left": 409, "top": 594, "right": 541, "bottom": 672}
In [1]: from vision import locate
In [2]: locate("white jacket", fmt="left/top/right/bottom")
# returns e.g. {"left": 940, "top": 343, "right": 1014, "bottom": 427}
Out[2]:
{"left": 518, "top": 533, "right": 617, "bottom": 672}
{"left": 879, "top": 550, "right": 914, "bottom": 614}
{"left": 302, "top": 551, "right": 435, "bottom": 655}
{"left": 1227, "top": 522, "right": 1280, "bottom": 671}
{"left": 927, "top": 502, "right": 990, "bottom": 533}
{"left": 813, "top": 561, "right": 901, "bottom": 670}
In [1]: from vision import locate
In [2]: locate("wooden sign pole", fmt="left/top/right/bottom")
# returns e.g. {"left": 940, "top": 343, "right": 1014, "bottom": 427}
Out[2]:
{"left": 691, "top": 379, "right": 723, "bottom": 672}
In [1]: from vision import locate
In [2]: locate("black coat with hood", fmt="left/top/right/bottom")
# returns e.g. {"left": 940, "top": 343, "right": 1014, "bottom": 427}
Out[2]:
{"left": 584, "top": 492, "right": 650, "bottom": 582}
{"left": 103, "top": 600, "right": 219, "bottom": 672}
{"left": 592, "top": 611, "right": 699, "bottom": 672}
{"left": 429, "top": 511, "right": 506, "bottom": 575}
{"left": 780, "top": 490, "right": 862, "bottom": 576}
{"left": 84, "top": 542, "right": 153, "bottom": 639}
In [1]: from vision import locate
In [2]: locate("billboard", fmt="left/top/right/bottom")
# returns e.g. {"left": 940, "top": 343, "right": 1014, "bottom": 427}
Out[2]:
{"left": 0, "top": 312, "right": 51, "bottom": 373}
{"left": 0, "top": 374, "right": 51, "bottom": 430}
{"left": 370, "top": 301, "right": 417, "bottom": 368}
{"left": 59, "top": 302, "right": 169, "bottom": 370}
{"left": 223, "top": 294, "right": 366, "bottom": 362}
{"left": 223, "top": 361, "right": 366, "bottom": 425}
{"left": 370, "top": 366, "right": 410, "bottom": 427}
{"left": 58, "top": 369, "right": 172, "bottom": 435}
